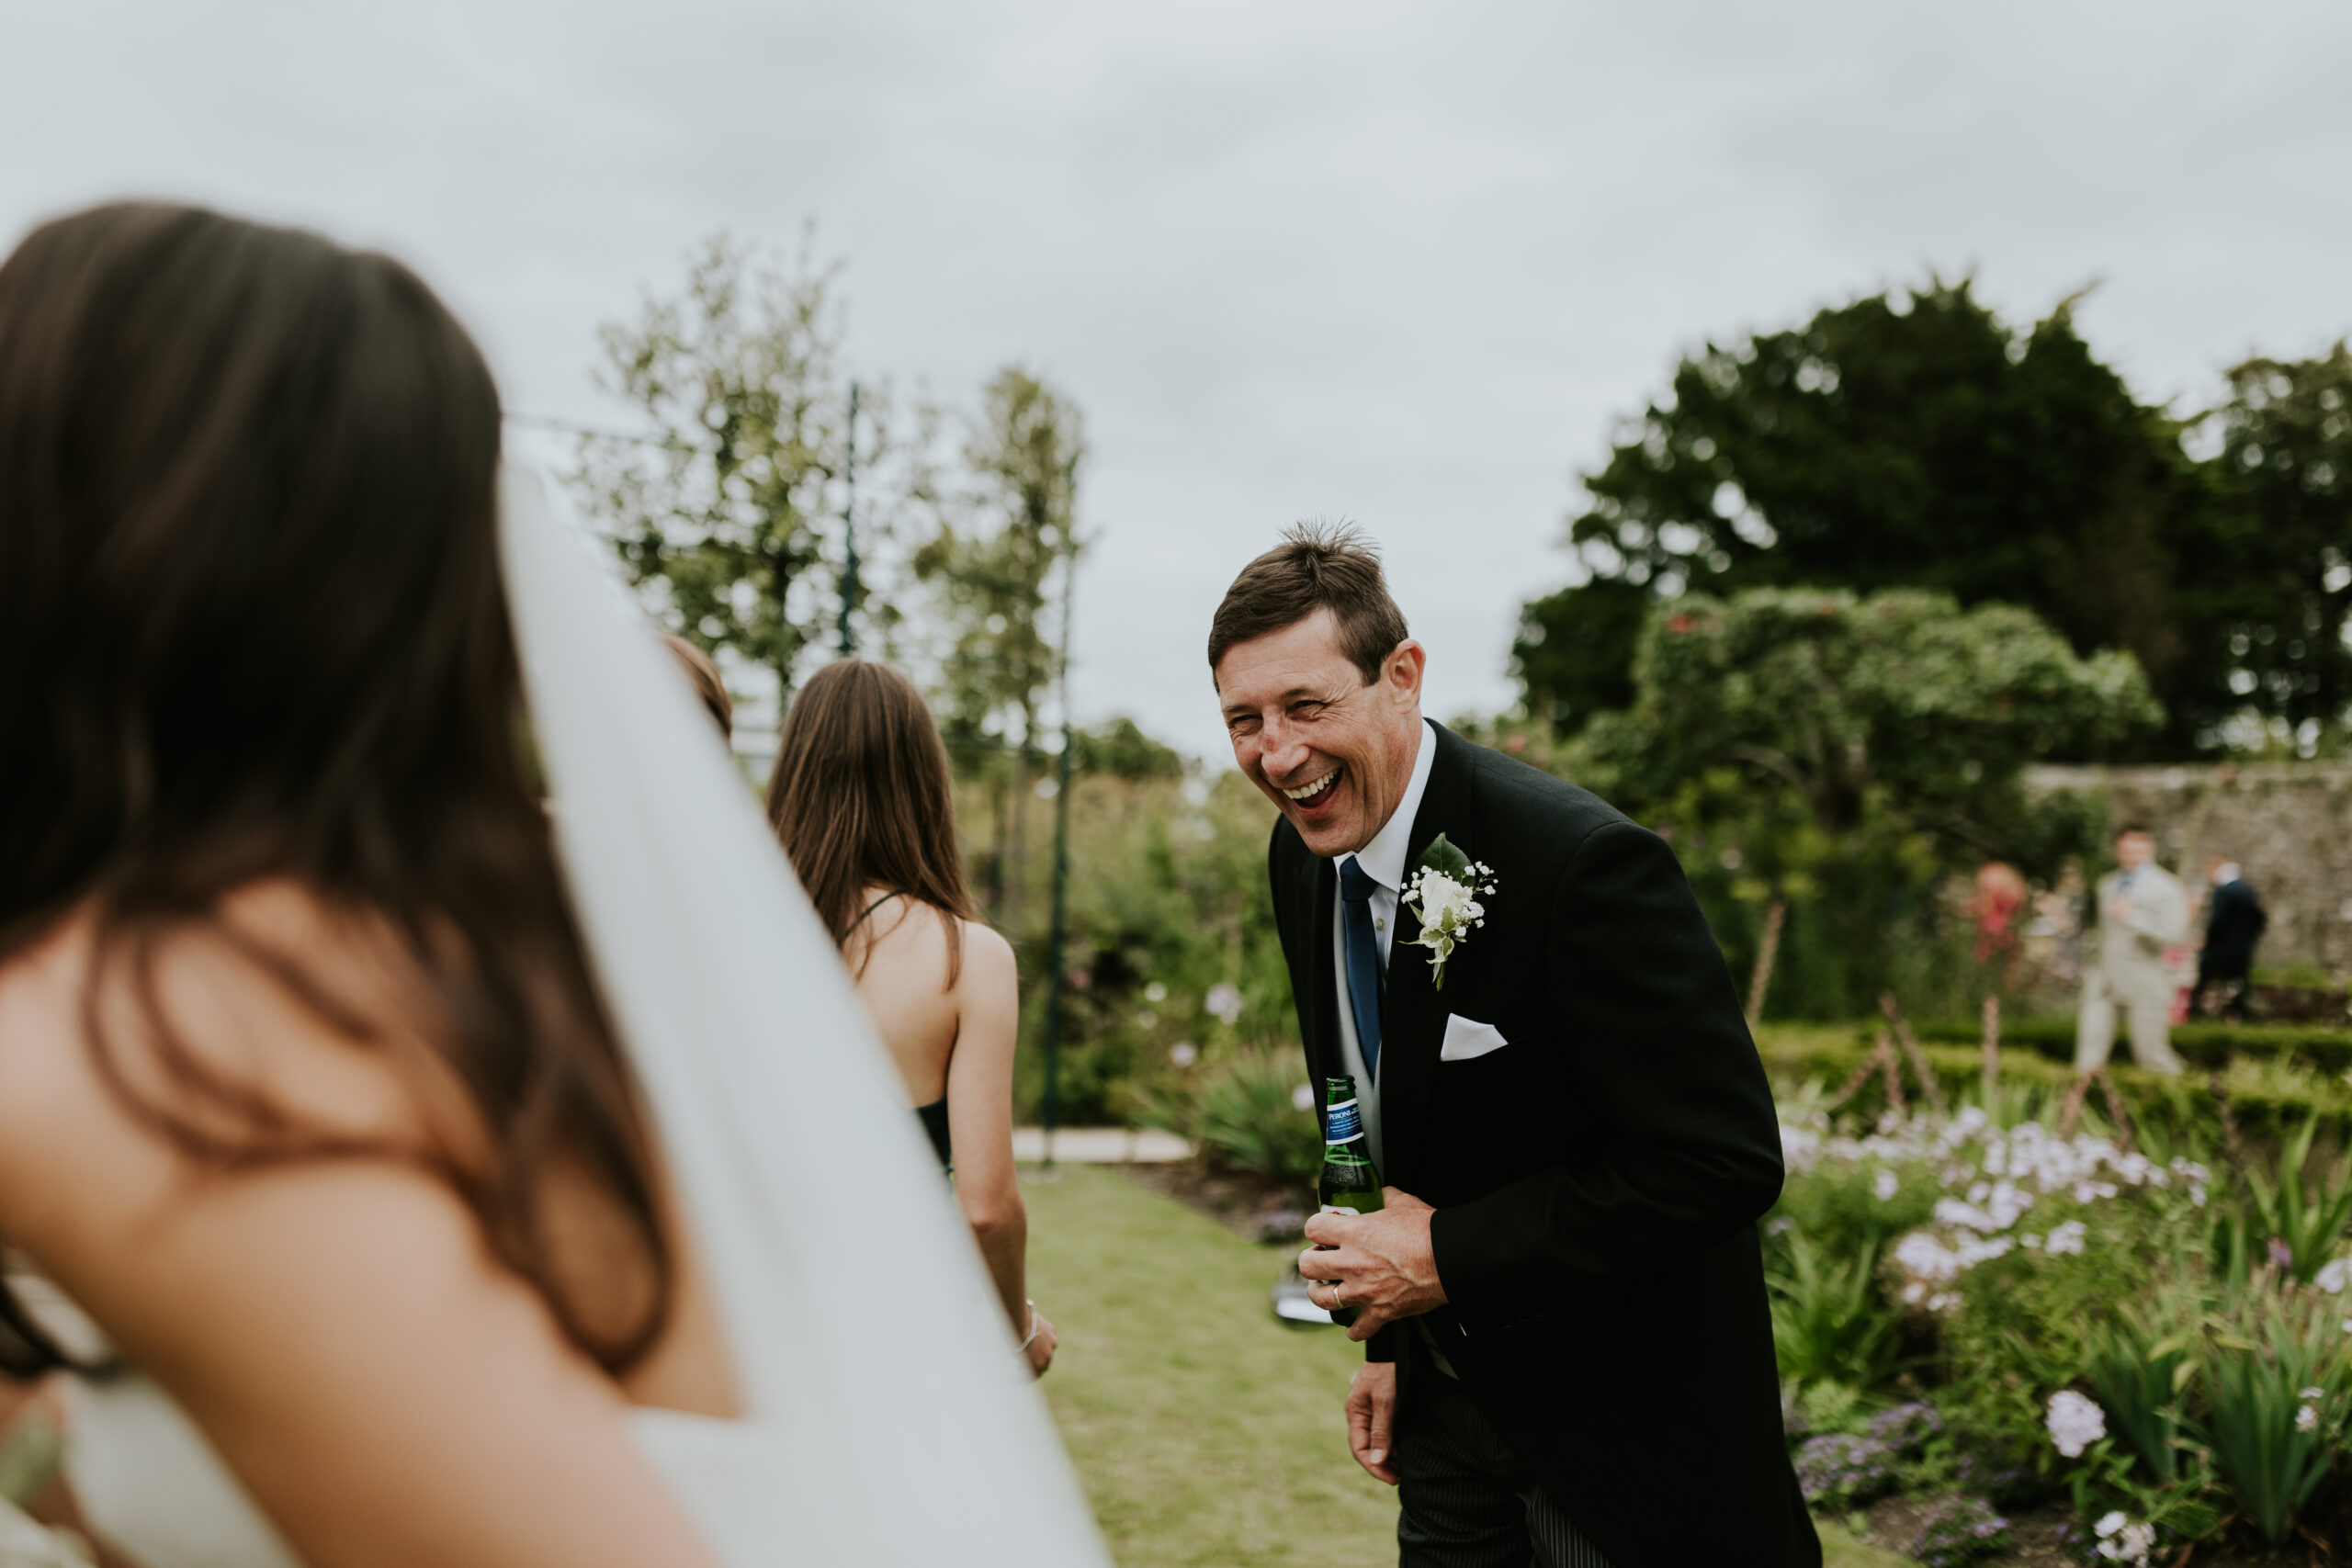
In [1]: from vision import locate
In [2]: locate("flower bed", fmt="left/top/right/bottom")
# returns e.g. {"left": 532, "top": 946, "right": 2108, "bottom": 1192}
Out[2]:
{"left": 1772, "top": 1081, "right": 2352, "bottom": 1562}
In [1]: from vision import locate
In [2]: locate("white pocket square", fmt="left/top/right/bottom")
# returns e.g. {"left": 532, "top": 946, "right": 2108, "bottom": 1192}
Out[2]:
{"left": 1439, "top": 1014, "right": 1509, "bottom": 1062}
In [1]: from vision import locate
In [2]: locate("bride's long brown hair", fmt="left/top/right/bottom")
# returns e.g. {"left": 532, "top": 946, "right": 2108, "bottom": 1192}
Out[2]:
{"left": 764, "top": 660, "right": 976, "bottom": 982}
{"left": 0, "top": 204, "right": 671, "bottom": 1377}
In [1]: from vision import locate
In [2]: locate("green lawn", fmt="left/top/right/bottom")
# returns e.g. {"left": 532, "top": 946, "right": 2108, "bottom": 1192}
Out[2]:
{"left": 1023, "top": 1165, "right": 1905, "bottom": 1567}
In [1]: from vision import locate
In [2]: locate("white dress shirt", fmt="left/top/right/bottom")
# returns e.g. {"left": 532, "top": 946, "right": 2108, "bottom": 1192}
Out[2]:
{"left": 1329, "top": 719, "right": 1438, "bottom": 1172}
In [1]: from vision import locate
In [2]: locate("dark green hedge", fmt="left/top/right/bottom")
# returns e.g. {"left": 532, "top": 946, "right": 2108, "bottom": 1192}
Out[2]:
{"left": 1903, "top": 1016, "right": 2352, "bottom": 1071}
{"left": 1763, "top": 1036, "right": 2352, "bottom": 1145}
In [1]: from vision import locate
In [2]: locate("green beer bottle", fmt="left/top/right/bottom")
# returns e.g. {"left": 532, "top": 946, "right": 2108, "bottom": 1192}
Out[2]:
{"left": 1316, "top": 1076, "right": 1385, "bottom": 1327}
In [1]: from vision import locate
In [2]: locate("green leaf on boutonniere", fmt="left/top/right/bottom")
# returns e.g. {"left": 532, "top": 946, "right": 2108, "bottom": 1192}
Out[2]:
{"left": 1416, "top": 832, "right": 1474, "bottom": 884}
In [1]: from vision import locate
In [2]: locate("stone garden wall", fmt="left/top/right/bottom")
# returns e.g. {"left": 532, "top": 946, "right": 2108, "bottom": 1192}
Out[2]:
{"left": 2025, "top": 761, "right": 2352, "bottom": 976}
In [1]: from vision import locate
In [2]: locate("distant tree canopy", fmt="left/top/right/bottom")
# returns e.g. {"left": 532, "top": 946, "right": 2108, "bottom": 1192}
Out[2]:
{"left": 1565, "top": 587, "right": 2154, "bottom": 1018}
{"left": 1576, "top": 588, "right": 2160, "bottom": 853}
{"left": 1517, "top": 280, "right": 2352, "bottom": 757}
{"left": 917, "top": 367, "right": 1085, "bottom": 769}
{"left": 1071, "top": 716, "right": 1185, "bottom": 783}
{"left": 2204, "top": 344, "right": 2352, "bottom": 752}
{"left": 570, "top": 232, "right": 929, "bottom": 702}
{"left": 914, "top": 367, "right": 1087, "bottom": 921}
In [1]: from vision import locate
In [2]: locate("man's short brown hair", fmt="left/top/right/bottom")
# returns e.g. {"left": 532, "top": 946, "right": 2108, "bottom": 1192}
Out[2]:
{"left": 1208, "top": 522, "right": 1409, "bottom": 686}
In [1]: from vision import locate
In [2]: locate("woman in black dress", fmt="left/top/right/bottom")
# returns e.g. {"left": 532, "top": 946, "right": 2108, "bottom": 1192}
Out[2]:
{"left": 765, "top": 660, "right": 1054, "bottom": 1377}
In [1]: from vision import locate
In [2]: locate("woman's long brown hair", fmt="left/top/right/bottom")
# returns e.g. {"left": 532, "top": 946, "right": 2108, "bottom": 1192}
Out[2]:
{"left": 764, "top": 660, "right": 976, "bottom": 983}
{"left": 0, "top": 204, "right": 671, "bottom": 1378}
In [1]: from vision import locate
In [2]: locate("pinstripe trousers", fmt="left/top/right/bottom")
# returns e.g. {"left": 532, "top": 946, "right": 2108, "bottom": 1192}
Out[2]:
{"left": 1394, "top": 1346, "right": 1613, "bottom": 1568}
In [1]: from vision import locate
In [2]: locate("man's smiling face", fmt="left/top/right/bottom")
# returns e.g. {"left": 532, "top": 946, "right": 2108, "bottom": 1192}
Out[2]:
{"left": 1215, "top": 608, "right": 1425, "bottom": 858}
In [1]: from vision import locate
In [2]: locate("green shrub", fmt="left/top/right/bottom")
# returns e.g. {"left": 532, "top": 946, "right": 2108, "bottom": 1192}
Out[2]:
{"left": 2219, "top": 1115, "right": 2352, "bottom": 1283}
{"left": 1193, "top": 1050, "right": 1320, "bottom": 1188}
{"left": 2085, "top": 1299, "right": 2195, "bottom": 1484}
{"left": 2255, "top": 963, "right": 2343, "bottom": 992}
{"left": 1770, "top": 1233, "right": 1903, "bottom": 1392}
{"left": 2194, "top": 1296, "right": 2350, "bottom": 1544}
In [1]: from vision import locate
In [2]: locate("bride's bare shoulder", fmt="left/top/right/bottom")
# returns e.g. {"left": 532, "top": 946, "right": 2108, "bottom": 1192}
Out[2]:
{"left": 0, "top": 886, "right": 460, "bottom": 1238}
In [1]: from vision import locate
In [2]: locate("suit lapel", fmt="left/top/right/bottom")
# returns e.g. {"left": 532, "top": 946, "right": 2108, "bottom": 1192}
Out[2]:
{"left": 1377, "top": 724, "right": 1472, "bottom": 1189}
{"left": 1295, "top": 841, "right": 1343, "bottom": 1089}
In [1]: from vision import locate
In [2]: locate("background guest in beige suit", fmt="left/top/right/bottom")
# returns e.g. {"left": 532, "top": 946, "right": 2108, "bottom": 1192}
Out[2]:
{"left": 2074, "top": 824, "right": 2191, "bottom": 1075}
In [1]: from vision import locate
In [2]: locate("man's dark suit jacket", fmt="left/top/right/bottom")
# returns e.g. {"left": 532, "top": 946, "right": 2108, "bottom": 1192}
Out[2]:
{"left": 1270, "top": 723, "right": 1819, "bottom": 1568}
{"left": 2203, "top": 878, "right": 2267, "bottom": 973}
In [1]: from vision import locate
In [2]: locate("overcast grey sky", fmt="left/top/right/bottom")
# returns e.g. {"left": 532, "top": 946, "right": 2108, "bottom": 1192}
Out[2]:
{"left": 6, "top": 1, "right": 2347, "bottom": 758}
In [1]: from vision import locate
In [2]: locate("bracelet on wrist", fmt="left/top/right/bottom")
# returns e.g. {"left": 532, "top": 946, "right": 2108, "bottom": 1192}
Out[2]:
{"left": 1018, "top": 1300, "right": 1042, "bottom": 1351}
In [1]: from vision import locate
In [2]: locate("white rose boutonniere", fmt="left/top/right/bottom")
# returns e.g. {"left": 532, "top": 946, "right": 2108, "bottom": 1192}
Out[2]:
{"left": 1400, "top": 833, "right": 1496, "bottom": 992}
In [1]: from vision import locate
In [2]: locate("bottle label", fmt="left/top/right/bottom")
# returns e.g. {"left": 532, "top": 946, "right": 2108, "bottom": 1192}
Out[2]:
{"left": 1325, "top": 1099, "right": 1364, "bottom": 1145}
{"left": 1318, "top": 1204, "right": 1360, "bottom": 1218}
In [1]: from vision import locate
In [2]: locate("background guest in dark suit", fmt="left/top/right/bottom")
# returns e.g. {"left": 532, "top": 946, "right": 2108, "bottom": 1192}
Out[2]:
{"left": 2194, "top": 856, "right": 2268, "bottom": 1021}
{"left": 1206, "top": 525, "right": 1815, "bottom": 1568}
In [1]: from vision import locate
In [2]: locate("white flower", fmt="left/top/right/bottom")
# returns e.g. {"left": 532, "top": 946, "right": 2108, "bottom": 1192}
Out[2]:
{"left": 2318, "top": 1258, "right": 2350, "bottom": 1294}
{"left": 1204, "top": 983, "right": 1244, "bottom": 1025}
{"left": 1894, "top": 1231, "right": 1963, "bottom": 1284}
{"left": 1144, "top": 981, "right": 1168, "bottom": 1003}
{"left": 2301, "top": 1387, "right": 2325, "bottom": 1399}
{"left": 1168, "top": 1042, "right": 1198, "bottom": 1067}
{"left": 2093, "top": 1511, "right": 2155, "bottom": 1565}
{"left": 2047, "top": 1390, "right": 2107, "bottom": 1457}
{"left": 1400, "top": 857, "right": 1498, "bottom": 989}
{"left": 2299, "top": 1403, "right": 2321, "bottom": 1432}
{"left": 1292, "top": 1082, "right": 1316, "bottom": 1113}
{"left": 2045, "top": 1220, "right": 2087, "bottom": 1257}
{"left": 1872, "top": 1169, "right": 1899, "bottom": 1201}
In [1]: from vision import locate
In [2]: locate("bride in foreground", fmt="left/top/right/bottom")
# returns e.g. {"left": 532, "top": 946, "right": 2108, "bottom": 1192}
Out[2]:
{"left": 0, "top": 202, "right": 1102, "bottom": 1567}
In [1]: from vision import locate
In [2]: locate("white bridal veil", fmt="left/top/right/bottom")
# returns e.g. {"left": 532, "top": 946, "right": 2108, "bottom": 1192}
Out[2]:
{"left": 498, "top": 468, "right": 1108, "bottom": 1568}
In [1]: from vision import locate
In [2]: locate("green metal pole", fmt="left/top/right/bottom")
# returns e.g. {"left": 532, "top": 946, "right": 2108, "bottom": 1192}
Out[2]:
{"left": 1038, "top": 536, "right": 1079, "bottom": 1170}
{"left": 837, "top": 381, "right": 860, "bottom": 657}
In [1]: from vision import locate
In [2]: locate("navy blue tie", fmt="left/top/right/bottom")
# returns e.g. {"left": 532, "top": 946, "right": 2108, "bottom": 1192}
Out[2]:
{"left": 1339, "top": 856, "right": 1385, "bottom": 1083}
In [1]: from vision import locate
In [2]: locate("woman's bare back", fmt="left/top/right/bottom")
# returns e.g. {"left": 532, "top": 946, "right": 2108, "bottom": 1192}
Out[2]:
{"left": 842, "top": 889, "right": 969, "bottom": 1107}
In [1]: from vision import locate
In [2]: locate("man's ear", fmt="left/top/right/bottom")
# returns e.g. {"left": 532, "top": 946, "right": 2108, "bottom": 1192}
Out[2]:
{"left": 1385, "top": 640, "right": 1427, "bottom": 706}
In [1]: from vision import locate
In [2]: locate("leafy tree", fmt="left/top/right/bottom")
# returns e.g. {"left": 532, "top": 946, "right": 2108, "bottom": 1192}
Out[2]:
{"left": 1568, "top": 588, "right": 2160, "bottom": 1017}
{"left": 1071, "top": 716, "right": 1185, "bottom": 783}
{"left": 1510, "top": 576, "right": 1645, "bottom": 739}
{"left": 916, "top": 367, "right": 1086, "bottom": 917}
{"left": 1523, "top": 280, "right": 2225, "bottom": 753}
{"left": 2199, "top": 344, "right": 2352, "bottom": 753}
{"left": 570, "top": 231, "right": 930, "bottom": 703}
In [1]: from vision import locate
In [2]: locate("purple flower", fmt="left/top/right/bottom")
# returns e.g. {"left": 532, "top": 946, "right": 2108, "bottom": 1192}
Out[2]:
{"left": 1867, "top": 1402, "right": 1944, "bottom": 1459}
{"left": 1793, "top": 1433, "right": 1896, "bottom": 1508}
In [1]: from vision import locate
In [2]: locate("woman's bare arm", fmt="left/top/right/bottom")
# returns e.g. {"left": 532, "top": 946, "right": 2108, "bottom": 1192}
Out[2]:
{"left": 0, "top": 920, "right": 721, "bottom": 1568}
{"left": 942, "top": 926, "right": 1030, "bottom": 1332}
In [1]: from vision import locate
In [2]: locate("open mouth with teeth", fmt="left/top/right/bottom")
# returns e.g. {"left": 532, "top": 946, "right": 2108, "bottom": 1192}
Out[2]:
{"left": 1279, "top": 765, "right": 1343, "bottom": 818}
